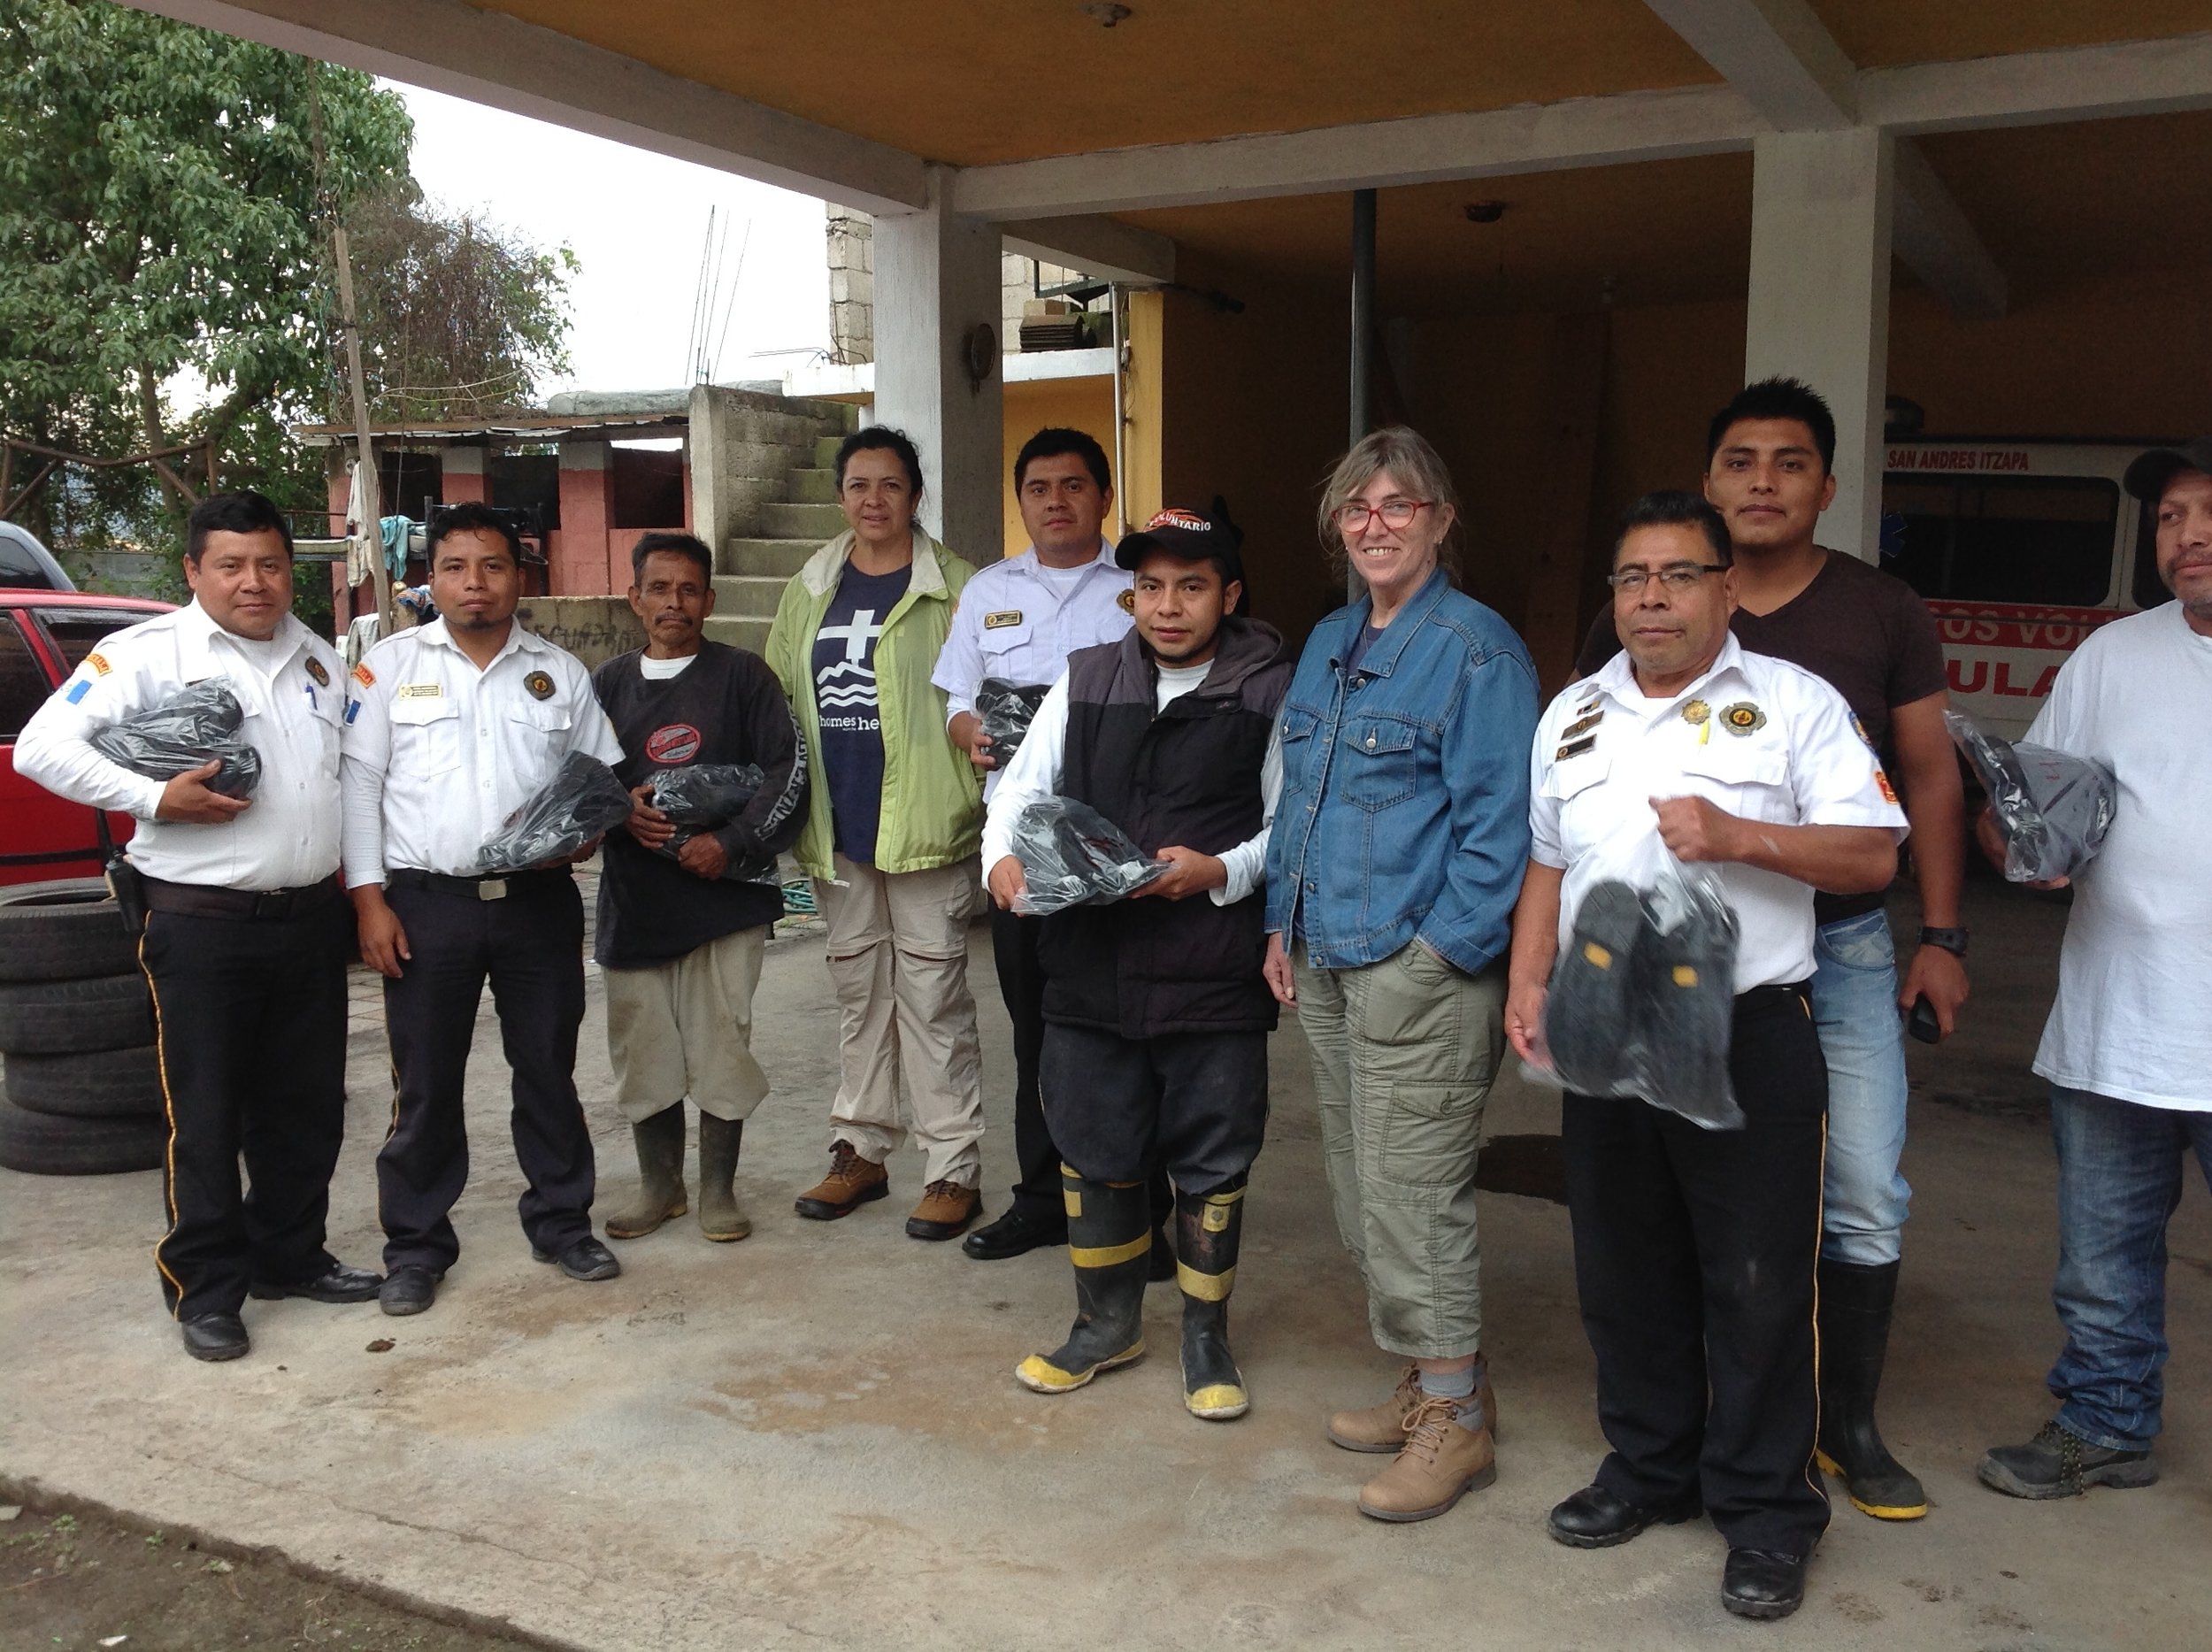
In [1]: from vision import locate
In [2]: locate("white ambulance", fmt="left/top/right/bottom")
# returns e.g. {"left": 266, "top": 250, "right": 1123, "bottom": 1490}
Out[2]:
{"left": 1880, "top": 438, "right": 2174, "bottom": 741}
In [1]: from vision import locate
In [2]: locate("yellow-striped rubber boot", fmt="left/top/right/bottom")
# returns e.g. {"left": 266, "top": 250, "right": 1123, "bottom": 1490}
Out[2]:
{"left": 1177, "top": 1182, "right": 1249, "bottom": 1421}
{"left": 1014, "top": 1167, "right": 1149, "bottom": 1395}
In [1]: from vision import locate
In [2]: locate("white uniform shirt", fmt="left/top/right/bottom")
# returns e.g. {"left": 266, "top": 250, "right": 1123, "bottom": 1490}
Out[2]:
{"left": 14, "top": 600, "right": 343, "bottom": 891}
{"left": 340, "top": 619, "right": 623, "bottom": 883}
{"left": 2025, "top": 602, "right": 2212, "bottom": 1110}
{"left": 983, "top": 659, "right": 1282, "bottom": 908}
{"left": 1529, "top": 636, "right": 1907, "bottom": 991}
{"left": 930, "top": 540, "right": 1133, "bottom": 800}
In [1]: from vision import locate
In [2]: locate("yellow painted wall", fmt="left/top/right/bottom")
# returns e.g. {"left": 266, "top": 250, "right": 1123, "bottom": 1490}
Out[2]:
{"left": 999, "top": 374, "right": 1118, "bottom": 558}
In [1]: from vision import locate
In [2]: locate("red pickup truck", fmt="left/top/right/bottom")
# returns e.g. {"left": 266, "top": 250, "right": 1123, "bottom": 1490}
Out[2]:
{"left": 1, "top": 590, "right": 174, "bottom": 886}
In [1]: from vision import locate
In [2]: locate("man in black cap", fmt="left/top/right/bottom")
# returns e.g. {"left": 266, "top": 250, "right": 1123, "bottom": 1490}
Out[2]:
{"left": 1977, "top": 437, "right": 2212, "bottom": 1500}
{"left": 983, "top": 504, "right": 1291, "bottom": 1420}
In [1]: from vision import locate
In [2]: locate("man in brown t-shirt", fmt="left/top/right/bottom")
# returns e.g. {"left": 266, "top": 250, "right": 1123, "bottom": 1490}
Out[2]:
{"left": 1575, "top": 377, "right": 1969, "bottom": 1526}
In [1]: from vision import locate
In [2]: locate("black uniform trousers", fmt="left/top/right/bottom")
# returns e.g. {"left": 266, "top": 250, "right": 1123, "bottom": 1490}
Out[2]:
{"left": 377, "top": 871, "right": 595, "bottom": 1273}
{"left": 1562, "top": 984, "right": 1831, "bottom": 1558}
{"left": 141, "top": 887, "right": 350, "bottom": 1320}
{"left": 1040, "top": 1023, "right": 1268, "bottom": 1198}
{"left": 993, "top": 907, "right": 1174, "bottom": 1227}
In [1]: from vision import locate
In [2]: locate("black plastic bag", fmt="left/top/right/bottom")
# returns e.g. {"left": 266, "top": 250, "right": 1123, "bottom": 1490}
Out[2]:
{"left": 1946, "top": 712, "right": 2116, "bottom": 883}
{"left": 644, "top": 763, "right": 775, "bottom": 882}
{"left": 978, "top": 679, "right": 1050, "bottom": 761}
{"left": 1522, "top": 833, "right": 1745, "bottom": 1132}
{"left": 474, "top": 752, "right": 634, "bottom": 874}
{"left": 1008, "top": 796, "right": 1169, "bottom": 916}
{"left": 89, "top": 680, "right": 262, "bottom": 798}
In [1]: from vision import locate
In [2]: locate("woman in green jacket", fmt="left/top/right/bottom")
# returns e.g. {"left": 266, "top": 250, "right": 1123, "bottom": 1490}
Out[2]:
{"left": 764, "top": 426, "right": 987, "bottom": 1243}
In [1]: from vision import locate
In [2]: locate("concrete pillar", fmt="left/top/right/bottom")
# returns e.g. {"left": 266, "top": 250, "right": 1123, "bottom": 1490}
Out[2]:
{"left": 556, "top": 439, "right": 614, "bottom": 595}
{"left": 441, "top": 443, "right": 488, "bottom": 505}
{"left": 1745, "top": 127, "right": 1894, "bottom": 562}
{"left": 872, "top": 165, "right": 1004, "bottom": 563}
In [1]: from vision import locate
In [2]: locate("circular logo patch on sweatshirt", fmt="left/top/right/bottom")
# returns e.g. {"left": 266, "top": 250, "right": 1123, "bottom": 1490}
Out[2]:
{"left": 645, "top": 723, "right": 702, "bottom": 764}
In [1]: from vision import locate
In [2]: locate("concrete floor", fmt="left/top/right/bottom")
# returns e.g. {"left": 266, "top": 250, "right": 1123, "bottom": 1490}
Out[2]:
{"left": 4, "top": 873, "right": 2209, "bottom": 1651}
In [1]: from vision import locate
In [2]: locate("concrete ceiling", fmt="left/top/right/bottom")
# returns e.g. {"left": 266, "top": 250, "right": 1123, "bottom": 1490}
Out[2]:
{"left": 1115, "top": 108, "right": 2212, "bottom": 315}
{"left": 1804, "top": 1, "right": 2212, "bottom": 69}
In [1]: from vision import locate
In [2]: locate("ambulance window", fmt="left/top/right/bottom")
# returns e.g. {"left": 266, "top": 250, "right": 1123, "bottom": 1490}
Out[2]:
{"left": 1881, "top": 476, "right": 2117, "bottom": 607}
{"left": 2131, "top": 497, "right": 2171, "bottom": 610}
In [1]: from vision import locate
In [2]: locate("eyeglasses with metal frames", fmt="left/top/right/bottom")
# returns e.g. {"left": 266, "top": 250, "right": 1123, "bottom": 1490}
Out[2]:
{"left": 1606, "top": 563, "right": 1729, "bottom": 594}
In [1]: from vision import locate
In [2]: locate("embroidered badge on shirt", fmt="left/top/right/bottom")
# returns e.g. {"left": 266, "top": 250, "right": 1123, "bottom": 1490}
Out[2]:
{"left": 1117, "top": 588, "right": 1136, "bottom": 614}
{"left": 1875, "top": 768, "right": 1899, "bottom": 804}
{"left": 1850, "top": 713, "right": 1878, "bottom": 753}
{"left": 65, "top": 679, "right": 90, "bottom": 703}
{"left": 1720, "top": 701, "right": 1765, "bottom": 735}
{"left": 86, "top": 651, "right": 111, "bottom": 677}
{"left": 645, "top": 723, "right": 701, "bottom": 765}
{"left": 524, "top": 669, "right": 555, "bottom": 701}
{"left": 1562, "top": 711, "right": 1603, "bottom": 741}
{"left": 396, "top": 681, "right": 442, "bottom": 700}
{"left": 351, "top": 663, "right": 376, "bottom": 688}
{"left": 1555, "top": 734, "right": 1598, "bottom": 762}
{"left": 984, "top": 611, "right": 1025, "bottom": 629}
{"left": 304, "top": 657, "right": 330, "bottom": 688}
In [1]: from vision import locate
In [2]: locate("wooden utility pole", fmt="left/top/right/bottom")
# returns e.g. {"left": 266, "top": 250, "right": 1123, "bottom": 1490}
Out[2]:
{"left": 332, "top": 223, "right": 391, "bottom": 633}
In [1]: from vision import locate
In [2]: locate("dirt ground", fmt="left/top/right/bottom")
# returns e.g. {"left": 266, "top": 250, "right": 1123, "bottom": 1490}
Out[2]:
{"left": 0, "top": 1493, "right": 554, "bottom": 1652}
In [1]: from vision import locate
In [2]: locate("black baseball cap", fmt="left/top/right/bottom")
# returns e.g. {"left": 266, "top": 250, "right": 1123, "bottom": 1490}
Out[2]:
{"left": 1115, "top": 498, "right": 1243, "bottom": 582}
{"left": 2123, "top": 437, "right": 2212, "bottom": 503}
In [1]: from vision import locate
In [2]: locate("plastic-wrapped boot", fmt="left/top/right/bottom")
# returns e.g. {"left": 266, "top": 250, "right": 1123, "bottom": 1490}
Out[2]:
{"left": 1544, "top": 880, "right": 1645, "bottom": 1093}
{"left": 1177, "top": 1182, "right": 1249, "bottom": 1420}
{"left": 603, "top": 1104, "right": 687, "bottom": 1240}
{"left": 1640, "top": 891, "right": 1742, "bottom": 1129}
{"left": 1015, "top": 1166, "right": 1149, "bottom": 1394}
{"left": 1816, "top": 1258, "right": 1927, "bottom": 1518}
{"left": 695, "top": 1113, "right": 752, "bottom": 1242}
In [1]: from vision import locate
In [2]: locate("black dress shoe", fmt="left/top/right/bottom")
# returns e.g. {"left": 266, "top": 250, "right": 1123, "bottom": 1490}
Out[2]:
{"left": 1547, "top": 1483, "right": 1702, "bottom": 1548}
{"left": 181, "top": 1312, "right": 250, "bottom": 1362}
{"left": 1721, "top": 1548, "right": 1808, "bottom": 1621}
{"left": 533, "top": 1234, "right": 622, "bottom": 1281}
{"left": 249, "top": 1261, "right": 383, "bottom": 1303}
{"left": 1147, "top": 1225, "right": 1177, "bottom": 1283}
{"left": 962, "top": 1208, "right": 1067, "bottom": 1260}
{"left": 380, "top": 1264, "right": 441, "bottom": 1317}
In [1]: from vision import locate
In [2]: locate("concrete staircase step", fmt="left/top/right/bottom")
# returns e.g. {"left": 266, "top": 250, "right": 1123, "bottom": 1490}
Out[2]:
{"left": 812, "top": 434, "right": 844, "bottom": 469}
{"left": 724, "top": 537, "right": 818, "bottom": 578}
{"left": 710, "top": 573, "right": 787, "bottom": 618}
{"left": 787, "top": 466, "right": 838, "bottom": 504}
{"left": 760, "top": 501, "right": 847, "bottom": 539}
{"left": 703, "top": 614, "right": 773, "bottom": 655}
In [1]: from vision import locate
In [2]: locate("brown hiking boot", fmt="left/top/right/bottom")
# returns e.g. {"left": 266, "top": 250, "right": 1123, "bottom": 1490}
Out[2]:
{"left": 1327, "top": 1356, "right": 1500, "bottom": 1451}
{"left": 1356, "top": 1395, "right": 1496, "bottom": 1522}
{"left": 906, "top": 1179, "right": 983, "bottom": 1241}
{"left": 794, "top": 1141, "right": 888, "bottom": 1220}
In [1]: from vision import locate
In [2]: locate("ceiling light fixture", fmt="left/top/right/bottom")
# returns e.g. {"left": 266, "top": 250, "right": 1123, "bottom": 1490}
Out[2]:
{"left": 1463, "top": 201, "right": 1506, "bottom": 224}
{"left": 1079, "top": 4, "right": 1133, "bottom": 26}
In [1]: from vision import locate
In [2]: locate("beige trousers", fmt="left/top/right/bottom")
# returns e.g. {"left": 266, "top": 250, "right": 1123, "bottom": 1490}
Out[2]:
{"left": 603, "top": 926, "right": 771, "bottom": 1125}
{"left": 814, "top": 853, "right": 985, "bottom": 1187}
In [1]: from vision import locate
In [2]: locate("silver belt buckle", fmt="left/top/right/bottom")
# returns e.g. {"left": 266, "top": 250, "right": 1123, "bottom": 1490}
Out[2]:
{"left": 478, "top": 878, "right": 508, "bottom": 902}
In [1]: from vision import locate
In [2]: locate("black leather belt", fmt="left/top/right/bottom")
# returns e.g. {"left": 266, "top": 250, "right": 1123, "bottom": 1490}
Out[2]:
{"left": 386, "top": 866, "right": 566, "bottom": 902}
{"left": 142, "top": 874, "right": 342, "bottom": 921}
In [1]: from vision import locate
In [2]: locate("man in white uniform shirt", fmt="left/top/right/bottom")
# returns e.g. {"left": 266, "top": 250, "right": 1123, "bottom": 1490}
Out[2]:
{"left": 931, "top": 427, "right": 1166, "bottom": 1268}
{"left": 1977, "top": 439, "right": 2212, "bottom": 1501}
{"left": 342, "top": 503, "right": 626, "bottom": 1317}
{"left": 16, "top": 492, "right": 376, "bottom": 1363}
{"left": 1506, "top": 493, "right": 1905, "bottom": 1621}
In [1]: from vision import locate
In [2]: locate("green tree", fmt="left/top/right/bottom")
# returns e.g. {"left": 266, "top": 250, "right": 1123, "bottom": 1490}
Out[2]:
{"left": 0, "top": 0, "right": 411, "bottom": 558}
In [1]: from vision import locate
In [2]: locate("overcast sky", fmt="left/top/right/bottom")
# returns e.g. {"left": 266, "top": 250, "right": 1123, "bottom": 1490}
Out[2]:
{"left": 393, "top": 82, "right": 833, "bottom": 398}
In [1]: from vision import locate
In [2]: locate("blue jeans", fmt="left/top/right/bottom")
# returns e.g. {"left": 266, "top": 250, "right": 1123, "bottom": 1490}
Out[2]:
{"left": 1809, "top": 910, "right": 1912, "bottom": 1265}
{"left": 2047, "top": 1087, "right": 2212, "bottom": 1450}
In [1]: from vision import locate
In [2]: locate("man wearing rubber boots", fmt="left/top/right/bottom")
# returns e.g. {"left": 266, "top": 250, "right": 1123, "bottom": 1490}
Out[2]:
{"left": 15, "top": 491, "right": 379, "bottom": 1361}
{"left": 984, "top": 503, "right": 1289, "bottom": 1419}
{"left": 1509, "top": 493, "right": 1907, "bottom": 1621}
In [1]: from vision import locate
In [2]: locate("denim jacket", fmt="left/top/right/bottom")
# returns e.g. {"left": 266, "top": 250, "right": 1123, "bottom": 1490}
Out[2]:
{"left": 1264, "top": 567, "right": 1539, "bottom": 974}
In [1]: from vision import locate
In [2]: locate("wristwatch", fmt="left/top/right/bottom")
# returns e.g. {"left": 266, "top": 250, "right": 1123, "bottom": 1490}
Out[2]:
{"left": 1918, "top": 926, "right": 1970, "bottom": 957}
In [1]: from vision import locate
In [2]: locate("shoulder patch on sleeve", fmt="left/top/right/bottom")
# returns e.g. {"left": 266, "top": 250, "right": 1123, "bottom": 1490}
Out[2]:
{"left": 86, "top": 650, "right": 111, "bottom": 677}
{"left": 65, "top": 678, "right": 91, "bottom": 703}
{"left": 351, "top": 662, "right": 376, "bottom": 688}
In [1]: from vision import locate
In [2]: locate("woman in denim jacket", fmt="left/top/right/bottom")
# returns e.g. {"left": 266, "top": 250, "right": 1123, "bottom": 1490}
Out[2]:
{"left": 1261, "top": 426, "right": 1539, "bottom": 1524}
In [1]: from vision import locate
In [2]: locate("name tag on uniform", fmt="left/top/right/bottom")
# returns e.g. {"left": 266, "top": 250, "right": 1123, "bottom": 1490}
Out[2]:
{"left": 396, "top": 682, "right": 442, "bottom": 700}
{"left": 984, "top": 611, "right": 1024, "bottom": 630}
{"left": 1555, "top": 734, "right": 1598, "bottom": 762}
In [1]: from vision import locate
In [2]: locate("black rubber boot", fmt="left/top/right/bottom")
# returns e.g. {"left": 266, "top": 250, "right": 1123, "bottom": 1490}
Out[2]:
{"left": 1015, "top": 1166, "right": 1149, "bottom": 1395}
{"left": 1176, "top": 1181, "right": 1248, "bottom": 1420}
{"left": 603, "top": 1104, "right": 687, "bottom": 1240}
{"left": 1816, "top": 1257, "right": 1928, "bottom": 1518}
{"left": 696, "top": 1114, "right": 751, "bottom": 1241}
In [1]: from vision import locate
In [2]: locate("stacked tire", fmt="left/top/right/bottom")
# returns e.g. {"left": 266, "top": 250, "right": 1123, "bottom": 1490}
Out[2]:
{"left": 0, "top": 880, "right": 165, "bottom": 1175}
